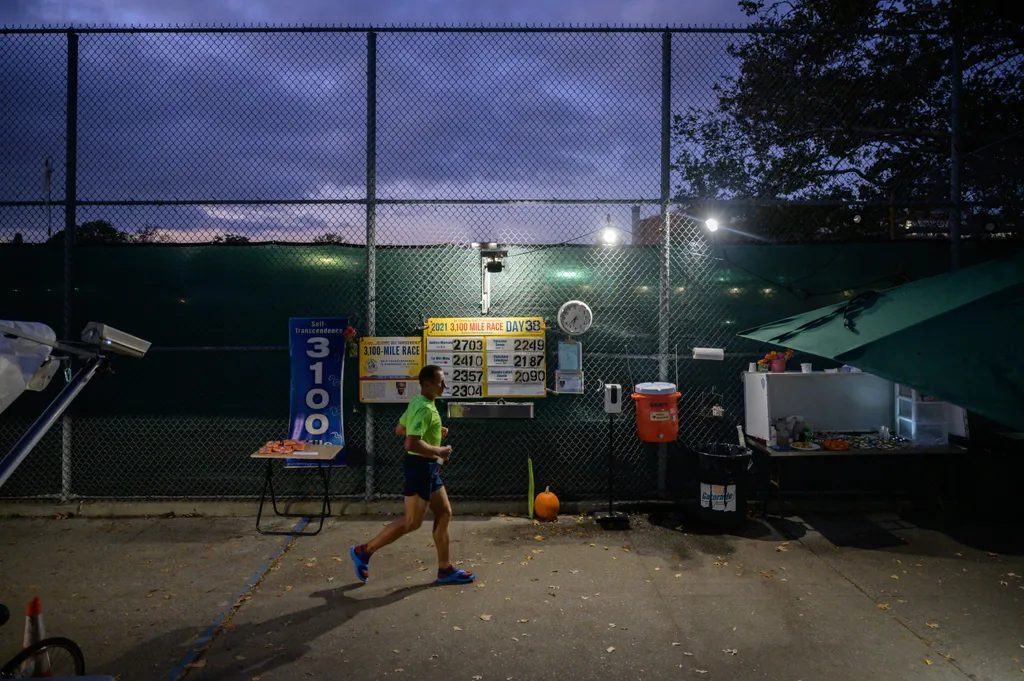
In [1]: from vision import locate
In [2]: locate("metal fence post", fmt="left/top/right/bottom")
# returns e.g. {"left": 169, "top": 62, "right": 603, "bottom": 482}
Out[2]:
{"left": 61, "top": 31, "right": 79, "bottom": 502}
{"left": 364, "top": 31, "right": 378, "bottom": 502}
{"left": 949, "top": 19, "right": 963, "bottom": 271}
{"left": 657, "top": 31, "right": 672, "bottom": 497}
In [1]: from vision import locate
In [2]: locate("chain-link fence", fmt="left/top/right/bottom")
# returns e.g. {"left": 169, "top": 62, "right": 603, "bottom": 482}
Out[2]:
{"left": 1, "top": 21, "right": 1021, "bottom": 502}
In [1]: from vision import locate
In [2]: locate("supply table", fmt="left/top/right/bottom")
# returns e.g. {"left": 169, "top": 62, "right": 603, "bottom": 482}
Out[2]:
{"left": 250, "top": 445, "right": 341, "bottom": 536}
{"left": 747, "top": 438, "right": 966, "bottom": 517}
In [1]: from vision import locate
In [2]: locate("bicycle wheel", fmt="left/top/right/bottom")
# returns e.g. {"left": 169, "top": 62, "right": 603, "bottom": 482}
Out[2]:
{"left": 0, "top": 636, "right": 85, "bottom": 678}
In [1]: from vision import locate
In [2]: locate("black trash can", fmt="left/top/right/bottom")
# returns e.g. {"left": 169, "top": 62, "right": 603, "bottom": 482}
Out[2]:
{"left": 695, "top": 443, "right": 754, "bottom": 528}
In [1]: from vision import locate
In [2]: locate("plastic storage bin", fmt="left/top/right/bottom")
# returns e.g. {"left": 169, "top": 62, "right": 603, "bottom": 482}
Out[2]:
{"left": 631, "top": 382, "right": 681, "bottom": 442}
{"left": 895, "top": 384, "right": 949, "bottom": 446}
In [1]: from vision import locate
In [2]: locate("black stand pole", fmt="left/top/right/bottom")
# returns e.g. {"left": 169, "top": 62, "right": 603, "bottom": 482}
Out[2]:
{"left": 594, "top": 412, "right": 628, "bottom": 526}
{"left": 608, "top": 413, "right": 614, "bottom": 514}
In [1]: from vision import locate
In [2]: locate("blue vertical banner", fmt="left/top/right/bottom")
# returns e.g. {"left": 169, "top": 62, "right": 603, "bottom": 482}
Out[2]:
{"left": 286, "top": 316, "right": 347, "bottom": 468}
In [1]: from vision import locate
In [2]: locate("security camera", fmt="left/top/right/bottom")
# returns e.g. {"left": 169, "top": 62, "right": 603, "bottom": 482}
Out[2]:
{"left": 481, "top": 248, "right": 508, "bottom": 273}
{"left": 80, "top": 322, "right": 152, "bottom": 358}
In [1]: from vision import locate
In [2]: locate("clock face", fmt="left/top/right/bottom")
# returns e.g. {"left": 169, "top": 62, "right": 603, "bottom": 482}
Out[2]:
{"left": 558, "top": 300, "right": 593, "bottom": 335}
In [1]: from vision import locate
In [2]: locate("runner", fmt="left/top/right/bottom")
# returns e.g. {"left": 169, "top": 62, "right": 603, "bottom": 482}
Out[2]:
{"left": 349, "top": 364, "right": 475, "bottom": 584}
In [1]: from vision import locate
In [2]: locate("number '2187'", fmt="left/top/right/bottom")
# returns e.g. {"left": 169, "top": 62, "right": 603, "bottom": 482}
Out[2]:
{"left": 304, "top": 336, "right": 331, "bottom": 435}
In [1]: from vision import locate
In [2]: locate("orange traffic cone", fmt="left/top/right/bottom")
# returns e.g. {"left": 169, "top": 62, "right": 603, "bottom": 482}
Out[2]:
{"left": 21, "top": 596, "right": 51, "bottom": 677}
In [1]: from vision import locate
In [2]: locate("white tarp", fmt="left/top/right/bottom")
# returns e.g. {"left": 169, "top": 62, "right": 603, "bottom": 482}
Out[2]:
{"left": 0, "top": 320, "right": 60, "bottom": 416}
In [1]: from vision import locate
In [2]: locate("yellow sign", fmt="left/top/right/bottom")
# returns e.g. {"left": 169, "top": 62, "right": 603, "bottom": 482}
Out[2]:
{"left": 425, "top": 317, "right": 545, "bottom": 337}
{"left": 423, "top": 317, "right": 547, "bottom": 399}
{"left": 359, "top": 337, "right": 423, "bottom": 403}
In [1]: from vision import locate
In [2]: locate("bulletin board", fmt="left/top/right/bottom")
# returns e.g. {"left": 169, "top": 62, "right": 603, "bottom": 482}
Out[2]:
{"left": 423, "top": 317, "right": 547, "bottom": 399}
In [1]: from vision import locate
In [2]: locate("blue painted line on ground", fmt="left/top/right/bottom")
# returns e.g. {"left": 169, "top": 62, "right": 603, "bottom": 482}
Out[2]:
{"left": 165, "top": 516, "right": 312, "bottom": 681}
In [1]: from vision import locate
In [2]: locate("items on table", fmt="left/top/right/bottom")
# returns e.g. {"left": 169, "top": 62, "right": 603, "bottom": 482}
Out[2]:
{"left": 770, "top": 427, "right": 914, "bottom": 452}
{"left": 771, "top": 416, "right": 813, "bottom": 447}
{"left": 769, "top": 414, "right": 916, "bottom": 451}
{"left": 258, "top": 439, "right": 310, "bottom": 455}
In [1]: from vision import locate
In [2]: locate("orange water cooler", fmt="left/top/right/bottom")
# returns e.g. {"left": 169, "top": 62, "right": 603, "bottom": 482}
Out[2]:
{"left": 631, "top": 382, "right": 681, "bottom": 442}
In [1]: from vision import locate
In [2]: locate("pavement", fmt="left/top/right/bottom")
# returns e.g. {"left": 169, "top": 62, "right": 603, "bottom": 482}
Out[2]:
{"left": 1, "top": 506, "right": 1022, "bottom": 681}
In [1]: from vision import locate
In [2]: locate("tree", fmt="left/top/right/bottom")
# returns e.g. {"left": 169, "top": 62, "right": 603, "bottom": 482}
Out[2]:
{"left": 313, "top": 233, "right": 349, "bottom": 244}
{"left": 671, "top": 0, "right": 1023, "bottom": 238}
{"left": 211, "top": 233, "right": 251, "bottom": 245}
{"left": 131, "top": 225, "right": 172, "bottom": 243}
{"left": 46, "top": 220, "right": 130, "bottom": 246}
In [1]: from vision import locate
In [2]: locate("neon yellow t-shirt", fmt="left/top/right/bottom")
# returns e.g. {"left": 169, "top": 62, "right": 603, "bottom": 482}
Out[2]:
{"left": 399, "top": 394, "right": 442, "bottom": 458}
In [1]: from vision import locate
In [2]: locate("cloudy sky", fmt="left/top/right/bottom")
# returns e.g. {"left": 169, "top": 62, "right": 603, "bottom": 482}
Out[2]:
{"left": 1, "top": 0, "right": 752, "bottom": 244}
{"left": 1, "top": 1, "right": 749, "bottom": 28}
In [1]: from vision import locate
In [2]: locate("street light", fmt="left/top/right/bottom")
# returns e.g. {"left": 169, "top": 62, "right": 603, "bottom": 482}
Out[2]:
{"left": 599, "top": 213, "right": 618, "bottom": 246}
{"left": 705, "top": 218, "right": 719, "bottom": 232}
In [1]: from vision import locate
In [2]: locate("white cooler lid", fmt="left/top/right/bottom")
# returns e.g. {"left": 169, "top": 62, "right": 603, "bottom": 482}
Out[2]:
{"left": 634, "top": 381, "right": 677, "bottom": 395}
{"left": 0, "top": 320, "right": 57, "bottom": 416}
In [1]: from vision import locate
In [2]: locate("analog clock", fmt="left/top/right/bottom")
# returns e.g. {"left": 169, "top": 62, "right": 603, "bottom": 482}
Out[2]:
{"left": 557, "top": 300, "right": 593, "bottom": 336}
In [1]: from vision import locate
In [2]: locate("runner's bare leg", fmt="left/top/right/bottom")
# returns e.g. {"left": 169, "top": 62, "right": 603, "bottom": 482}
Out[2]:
{"left": 429, "top": 486, "right": 453, "bottom": 570}
{"left": 366, "top": 493, "right": 429, "bottom": 554}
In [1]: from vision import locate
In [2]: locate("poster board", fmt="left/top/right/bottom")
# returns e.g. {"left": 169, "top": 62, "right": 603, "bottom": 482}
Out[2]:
{"left": 424, "top": 317, "right": 546, "bottom": 399}
{"left": 358, "top": 336, "right": 424, "bottom": 403}
{"left": 286, "top": 317, "right": 346, "bottom": 468}
{"left": 555, "top": 370, "right": 584, "bottom": 394}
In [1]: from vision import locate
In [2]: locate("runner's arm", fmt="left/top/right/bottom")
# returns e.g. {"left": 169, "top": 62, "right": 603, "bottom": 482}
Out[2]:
{"left": 404, "top": 434, "right": 449, "bottom": 459}
{"left": 405, "top": 410, "right": 449, "bottom": 459}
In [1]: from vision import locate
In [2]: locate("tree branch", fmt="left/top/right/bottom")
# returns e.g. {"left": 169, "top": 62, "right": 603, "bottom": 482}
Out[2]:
{"left": 962, "top": 42, "right": 1020, "bottom": 72}
{"left": 819, "top": 127, "right": 948, "bottom": 139}
{"left": 966, "top": 51, "right": 1022, "bottom": 80}
{"left": 811, "top": 167, "right": 885, "bottom": 188}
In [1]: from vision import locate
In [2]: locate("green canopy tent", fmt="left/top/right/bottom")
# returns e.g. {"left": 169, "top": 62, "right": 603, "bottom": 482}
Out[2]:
{"left": 736, "top": 251, "right": 1024, "bottom": 433}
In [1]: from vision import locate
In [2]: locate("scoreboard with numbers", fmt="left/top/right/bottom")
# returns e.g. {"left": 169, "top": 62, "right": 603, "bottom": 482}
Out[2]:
{"left": 423, "top": 317, "right": 547, "bottom": 399}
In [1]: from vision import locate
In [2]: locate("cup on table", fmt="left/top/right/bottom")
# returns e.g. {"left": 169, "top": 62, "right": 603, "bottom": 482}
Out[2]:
{"left": 748, "top": 362, "right": 756, "bottom": 372}
{"left": 800, "top": 363, "right": 812, "bottom": 373}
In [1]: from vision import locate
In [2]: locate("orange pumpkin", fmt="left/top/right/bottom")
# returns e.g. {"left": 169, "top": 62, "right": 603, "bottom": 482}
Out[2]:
{"left": 534, "top": 486, "right": 560, "bottom": 520}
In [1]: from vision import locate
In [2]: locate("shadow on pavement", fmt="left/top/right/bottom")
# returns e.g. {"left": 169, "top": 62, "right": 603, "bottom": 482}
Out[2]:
{"left": 898, "top": 509, "right": 1024, "bottom": 557}
{"left": 98, "top": 582, "right": 435, "bottom": 681}
{"left": 642, "top": 502, "right": 808, "bottom": 542}
{"left": 790, "top": 513, "right": 909, "bottom": 550}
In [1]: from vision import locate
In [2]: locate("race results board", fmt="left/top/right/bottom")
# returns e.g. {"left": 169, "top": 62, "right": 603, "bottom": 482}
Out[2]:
{"left": 424, "top": 317, "right": 546, "bottom": 398}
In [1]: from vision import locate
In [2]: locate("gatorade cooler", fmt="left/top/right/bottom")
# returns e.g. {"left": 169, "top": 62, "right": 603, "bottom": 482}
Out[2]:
{"left": 631, "top": 382, "right": 681, "bottom": 442}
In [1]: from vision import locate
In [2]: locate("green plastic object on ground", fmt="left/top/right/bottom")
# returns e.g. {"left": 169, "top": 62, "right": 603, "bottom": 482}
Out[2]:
{"left": 527, "top": 457, "right": 534, "bottom": 519}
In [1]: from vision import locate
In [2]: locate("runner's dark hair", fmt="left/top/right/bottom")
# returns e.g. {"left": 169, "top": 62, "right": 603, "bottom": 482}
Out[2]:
{"left": 419, "top": 364, "right": 443, "bottom": 385}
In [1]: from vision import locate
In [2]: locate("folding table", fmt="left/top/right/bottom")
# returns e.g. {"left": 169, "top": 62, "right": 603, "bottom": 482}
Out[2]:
{"left": 250, "top": 445, "right": 341, "bottom": 536}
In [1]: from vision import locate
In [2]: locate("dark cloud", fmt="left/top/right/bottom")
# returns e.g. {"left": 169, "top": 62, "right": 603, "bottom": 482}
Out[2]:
{"left": 2, "top": 1, "right": 750, "bottom": 28}
{"left": 0, "top": 33, "right": 69, "bottom": 200}
{"left": 74, "top": 32, "right": 367, "bottom": 200}
{"left": 374, "top": 31, "right": 664, "bottom": 198}
{"left": 1, "top": 1, "right": 749, "bottom": 243}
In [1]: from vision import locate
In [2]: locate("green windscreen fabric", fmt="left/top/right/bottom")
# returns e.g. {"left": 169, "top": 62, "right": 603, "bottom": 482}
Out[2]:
{"left": 2, "top": 240, "right": 1021, "bottom": 499}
